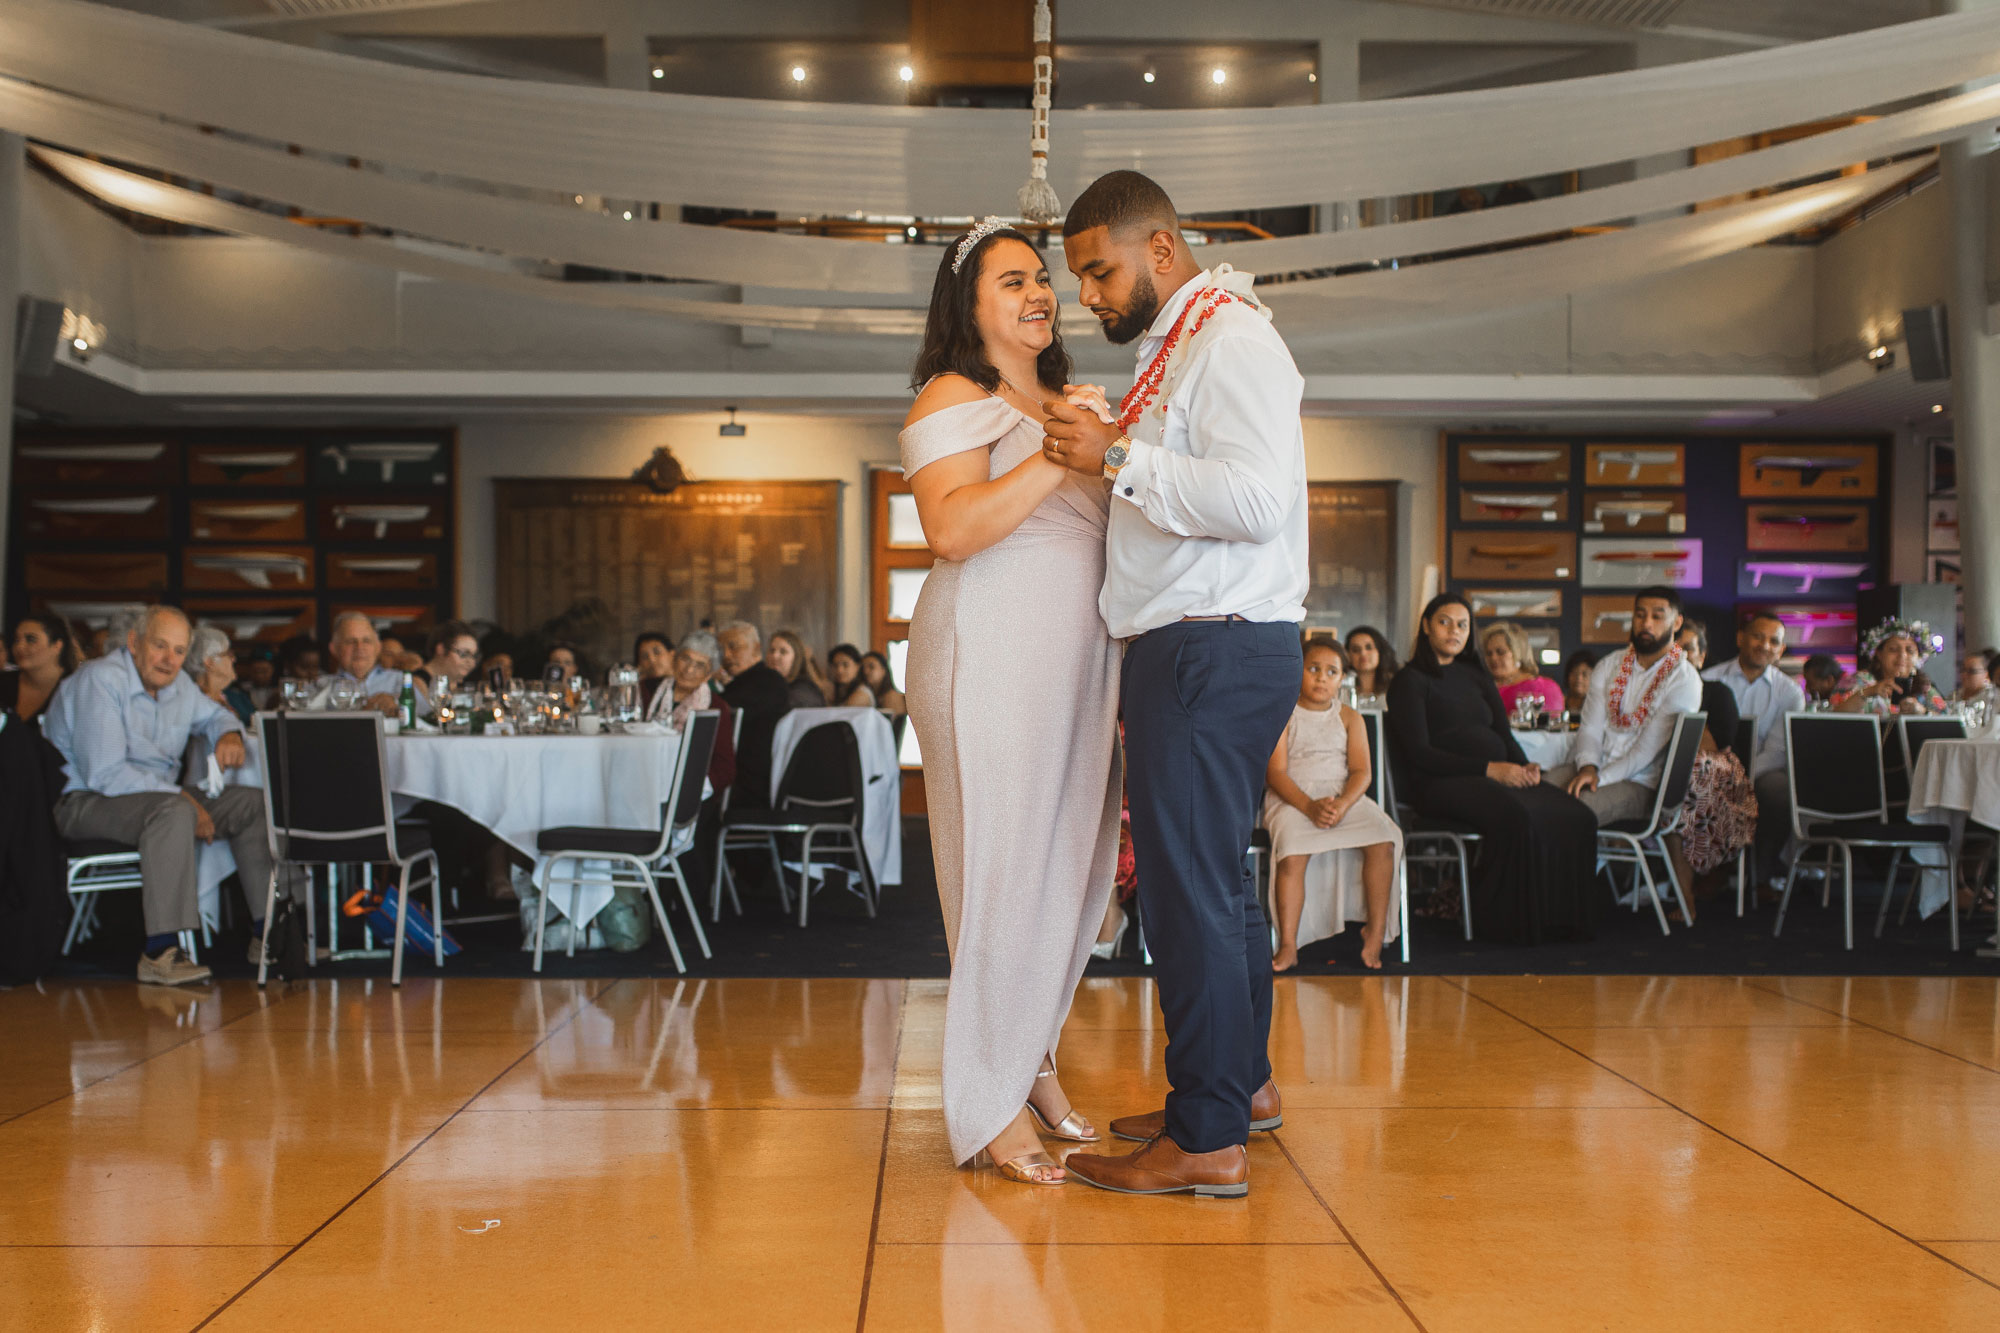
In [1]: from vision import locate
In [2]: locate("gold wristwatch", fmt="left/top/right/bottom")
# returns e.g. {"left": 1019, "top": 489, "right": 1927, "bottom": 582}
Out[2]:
{"left": 1102, "top": 435, "right": 1132, "bottom": 479}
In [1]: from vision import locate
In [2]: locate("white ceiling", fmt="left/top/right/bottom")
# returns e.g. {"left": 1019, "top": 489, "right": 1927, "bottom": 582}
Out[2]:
{"left": 1392, "top": 0, "right": 1935, "bottom": 43}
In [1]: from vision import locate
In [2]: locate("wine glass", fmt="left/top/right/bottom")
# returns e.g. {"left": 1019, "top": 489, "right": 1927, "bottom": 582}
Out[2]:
{"left": 329, "top": 678, "right": 362, "bottom": 711}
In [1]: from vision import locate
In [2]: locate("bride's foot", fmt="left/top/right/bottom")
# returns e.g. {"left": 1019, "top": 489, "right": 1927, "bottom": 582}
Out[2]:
{"left": 1271, "top": 944, "right": 1299, "bottom": 973}
{"left": 977, "top": 1107, "right": 1063, "bottom": 1185}
{"left": 1027, "top": 1061, "right": 1097, "bottom": 1142}
{"left": 1359, "top": 926, "right": 1384, "bottom": 971}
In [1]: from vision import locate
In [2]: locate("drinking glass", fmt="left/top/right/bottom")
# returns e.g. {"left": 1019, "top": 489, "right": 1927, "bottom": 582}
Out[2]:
{"left": 329, "top": 679, "right": 362, "bottom": 711}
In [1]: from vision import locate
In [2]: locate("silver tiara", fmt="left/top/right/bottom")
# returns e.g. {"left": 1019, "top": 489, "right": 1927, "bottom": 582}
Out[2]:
{"left": 951, "top": 216, "right": 1011, "bottom": 275}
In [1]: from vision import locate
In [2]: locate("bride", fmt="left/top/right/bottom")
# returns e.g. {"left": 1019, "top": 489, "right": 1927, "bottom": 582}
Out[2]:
{"left": 900, "top": 219, "right": 1124, "bottom": 1185}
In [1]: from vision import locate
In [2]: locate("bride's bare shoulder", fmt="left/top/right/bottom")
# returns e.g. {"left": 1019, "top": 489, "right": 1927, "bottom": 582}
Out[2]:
{"left": 904, "top": 374, "right": 991, "bottom": 429}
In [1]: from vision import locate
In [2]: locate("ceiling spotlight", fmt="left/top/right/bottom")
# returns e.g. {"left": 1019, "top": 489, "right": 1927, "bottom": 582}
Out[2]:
{"left": 573, "top": 194, "right": 583, "bottom": 204}
{"left": 622, "top": 210, "right": 633, "bottom": 220}
{"left": 1211, "top": 67, "right": 1227, "bottom": 85}
{"left": 1932, "top": 403, "right": 1945, "bottom": 413}
{"left": 651, "top": 67, "right": 663, "bottom": 79}
{"left": 790, "top": 65, "right": 806, "bottom": 83}
{"left": 1308, "top": 72, "right": 1318, "bottom": 83}
{"left": 906, "top": 225, "right": 918, "bottom": 238}
{"left": 719, "top": 406, "right": 747, "bottom": 438}
{"left": 1867, "top": 343, "right": 1895, "bottom": 370}
{"left": 72, "top": 337, "right": 88, "bottom": 351}
{"left": 1142, "top": 70, "right": 1155, "bottom": 83}
{"left": 898, "top": 64, "right": 914, "bottom": 82}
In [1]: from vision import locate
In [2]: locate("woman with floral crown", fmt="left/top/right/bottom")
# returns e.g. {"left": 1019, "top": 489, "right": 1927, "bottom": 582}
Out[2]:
{"left": 1834, "top": 619, "right": 1948, "bottom": 716}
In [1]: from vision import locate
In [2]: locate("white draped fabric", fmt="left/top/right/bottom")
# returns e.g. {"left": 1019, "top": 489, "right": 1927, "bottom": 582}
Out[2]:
{"left": 31, "top": 146, "right": 1922, "bottom": 337}
{"left": 2, "top": 75, "right": 1988, "bottom": 299}
{"left": 0, "top": 0, "right": 1996, "bottom": 215}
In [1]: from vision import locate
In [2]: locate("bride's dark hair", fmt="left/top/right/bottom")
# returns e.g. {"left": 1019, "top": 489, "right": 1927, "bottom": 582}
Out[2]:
{"left": 910, "top": 226, "right": 1073, "bottom": 393}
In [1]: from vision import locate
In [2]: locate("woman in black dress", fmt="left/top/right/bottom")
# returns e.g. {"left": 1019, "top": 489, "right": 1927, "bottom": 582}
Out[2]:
{"left": 1388, "top": 593, "right": 1599, "bottom": 944}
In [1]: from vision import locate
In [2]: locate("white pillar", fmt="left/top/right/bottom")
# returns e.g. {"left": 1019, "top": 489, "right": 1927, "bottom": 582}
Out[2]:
{"left": 0, "top": 132, "right": 22, "bottom": 626}
{"left": 1943, "top": 138, "right": 1999, "bottom": 650}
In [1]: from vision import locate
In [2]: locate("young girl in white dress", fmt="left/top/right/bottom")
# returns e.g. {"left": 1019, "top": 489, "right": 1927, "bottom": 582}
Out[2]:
{"left": 1263, "top": 640, "right": 1403, "bottom": 971}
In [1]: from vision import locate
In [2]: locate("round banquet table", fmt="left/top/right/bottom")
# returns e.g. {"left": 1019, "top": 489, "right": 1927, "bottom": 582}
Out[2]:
{"left": 1907, "top": 735, "right": 2000, "bottom": 951}
{"left": 1511, "top": 727, "right": 1576, "bottom": 771}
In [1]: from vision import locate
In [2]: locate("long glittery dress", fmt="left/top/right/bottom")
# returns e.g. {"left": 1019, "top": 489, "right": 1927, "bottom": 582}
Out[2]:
{"left": 900, "top": 395, "right": 1123, "bottom": 1166}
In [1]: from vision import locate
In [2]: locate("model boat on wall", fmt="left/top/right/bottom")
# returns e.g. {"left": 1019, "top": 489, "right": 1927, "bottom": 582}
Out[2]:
{"left": 1581, "top": 539, "right": 1703, "bottom": 588}
{"left": 24, "top": 552, "right": 171, "bottom": 592}
{"left": 187, "top": 447, "right": 306, "bottom": 486}
{"left": 1583, "top": 492, "right": 1686, "bottom": 534}
{"left": 1466, "top": 588, "right": 1563, "bottom": 618}
{"left": 1744, "top": 504, "right": 1869, "bottom": 553}
{"left": 15, "top": 441, "right": 175, "bottom": 485}
{"left": 1586, "top": 445, "right": 1684, "bottom": 486}
{"left": 1451, "top": 532, "right": 1577, "bottom": 580}
{"left": 330, "top": 502, "right": 434, "bottom": 538}
{"left": 1458, "top": 443, "right": 1570, "bottom": 483}
{"left": 322, "top": 442, "right": 441, "bottom": 483}
{"left": 190, "top": 500, "right": 307, "bottom": 541}
{"left": 1581, "top": 596, "right": 1639, "bottom": 645}
{"left": 1741, "top": 604, "right": 1858, "bottom": 647}
{"left": 1739, "top": 444, "right": 1879, "bottom": 497}
{"left": 23, "top": 494, "right": 169, "bottom": 539}
{"left": 1460, "top": 491, "right": 1567, "bottom": 523}
{"left": 1736, "top": 559, "right": 1870, "bottom": 597}
{"left": 185, "top": 549, "right": 313, "bottom": 590}
{"left": 329, "top": 554, "right": 435, "bottom": 589}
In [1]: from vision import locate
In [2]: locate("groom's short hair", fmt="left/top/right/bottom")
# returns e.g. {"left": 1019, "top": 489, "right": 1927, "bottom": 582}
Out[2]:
{"left": 1063, "top": 170, "right": 1180, "bottom": 241}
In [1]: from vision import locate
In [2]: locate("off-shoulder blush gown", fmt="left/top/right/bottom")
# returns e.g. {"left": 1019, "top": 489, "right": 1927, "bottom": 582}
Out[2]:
{"left": 899, "top": 395, "right": 1123, "bottom": 1166}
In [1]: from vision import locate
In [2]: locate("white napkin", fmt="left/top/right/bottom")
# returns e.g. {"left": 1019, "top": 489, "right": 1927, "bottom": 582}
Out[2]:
{"left": 201, "top": 754, "right": 225, "bottom": 798}
{"left": 620, "top": 720, "right": 670, "bottom": 736}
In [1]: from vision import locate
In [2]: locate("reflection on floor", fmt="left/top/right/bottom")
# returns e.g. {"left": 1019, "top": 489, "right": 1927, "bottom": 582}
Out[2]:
{"left": 2, "top": 974, "right": 1997, "bottom": 1330}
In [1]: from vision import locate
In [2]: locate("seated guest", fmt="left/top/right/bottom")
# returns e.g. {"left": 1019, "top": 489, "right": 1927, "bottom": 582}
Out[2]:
{"left": 378, "top": 634, "right": 408, "bottom": 668}
{"left": 1561, "top": 650, "right": 1598, "bottom": 715}
{"left": 766, "top": 628, "right": 832, "bottom": 709}
{"left": 1666, "top": 619, "right": 1757, "bottom": 916}
{"left": 1551, "top": 587, "right": 1702, "bottom": 826}
{"left": 1834, "top": 619, "right": 1948, "bottom": 716}
{"left": 1344, "top": 625, "right": 1398, "bottom": 701}
{"left": 634, "top": 631, "right": 674, "bottom": 719}
{"left": 4, "top": 613, "right": 79, "bottom": 722}
{"left": 1481, "top": 621, "right": 1564, "bottom": 718}
{"left": 546, "top": 642, "right": 581, "bottom": 687}
{"left": 1955, "top": 647, "right": 1995, "bottom": 704}
{"left": 417, "top": 620, "right": 480, "bottom": 694}
{"left": 717, "top": 621, "right": 793, "bottom": 807}
{"left": 1701, "top": 612, "right": 1805, "bottom": 891}
{"left": 653, "top": 630, "right": 739, "bottom": 786}
{"left": 1801, "top": 653, "right": 1843, "bottom": 705}
{"left": 1265, "top": 640, "right": 1401, "bottom": 972}
{"left": 478, "top": 650, "right": 515, "bottom": 689}
{"left": 240, "top": 649, "right": 280, "bottom": 711}
{"left": 861, "top": 651, "right": 906, "bottom": 714}
{"left": 826, "top": 643, "right": 878, "bottom": 708}
{"left": 186, "top": 626, "right": 255, "bottom": 724}
{"left": 1388, "top": 593, "right": 1598, "bottom": 943}
{"left": 278, "top": 633, "right": 322, "bottom": 684}
{"left": 314, "top": 612, "right": 411, "bottom": 715}
{"left": 45, "top": 606, "right": 299, "bottom": 986}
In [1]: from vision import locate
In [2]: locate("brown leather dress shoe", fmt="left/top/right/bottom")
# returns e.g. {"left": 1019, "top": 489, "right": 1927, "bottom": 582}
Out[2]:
{"left": 1108, "top": 1079, "right": 1282, "bottom": 1143}
{"left": 1064, "top": 1133, "right": 1248, "bottom": 1198}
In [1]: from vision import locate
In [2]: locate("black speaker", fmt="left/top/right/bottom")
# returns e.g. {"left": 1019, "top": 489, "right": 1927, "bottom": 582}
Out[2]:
{"left": 1903, "top": 303, "right": 1950, "bottom": 383}
{"left": 13, "top": 296, "right": 62, "bottom": 378}
{"left": 1856, "top": 584, "right": 1957, "bottom": 687}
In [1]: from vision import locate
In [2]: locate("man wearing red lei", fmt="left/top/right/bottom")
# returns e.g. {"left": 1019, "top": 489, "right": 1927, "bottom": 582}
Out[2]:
{"left": 1548, "top": 586, "right": 1704, "bottom": 825}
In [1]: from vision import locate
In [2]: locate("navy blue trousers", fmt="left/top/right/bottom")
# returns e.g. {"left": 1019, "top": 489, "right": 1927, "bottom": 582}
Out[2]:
{"left": 1122, "top": 620, "right": 1302, "bottom": 1153}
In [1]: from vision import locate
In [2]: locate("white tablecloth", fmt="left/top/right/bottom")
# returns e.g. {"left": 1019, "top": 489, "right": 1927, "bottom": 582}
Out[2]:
{"left": 767, "top": 707, "right": 903, "bottom": 887}
{"left": 1512, "top": 728, "right": 1576, "bottom": 770}
{"left": 1907, "top": 736, "right": 2000, "bottom": 924}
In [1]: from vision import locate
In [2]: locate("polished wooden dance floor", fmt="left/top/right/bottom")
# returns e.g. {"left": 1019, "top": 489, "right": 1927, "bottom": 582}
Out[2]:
{"left": 4, "top": 973, "right": 1999, "bottom": 1330}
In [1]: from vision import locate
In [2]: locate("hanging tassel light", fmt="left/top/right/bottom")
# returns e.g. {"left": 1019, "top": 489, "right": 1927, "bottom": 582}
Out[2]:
{"left": 1017, "top": 0, "right": 1061, "bottom": 223}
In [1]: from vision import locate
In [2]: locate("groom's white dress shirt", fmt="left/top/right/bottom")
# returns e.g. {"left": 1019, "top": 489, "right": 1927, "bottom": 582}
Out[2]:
{"left": 1101, "top": 270, "right": 1309, "bottom": 641}
{"left": 1574, "top": 647, "right": 1703, "bottom": 789}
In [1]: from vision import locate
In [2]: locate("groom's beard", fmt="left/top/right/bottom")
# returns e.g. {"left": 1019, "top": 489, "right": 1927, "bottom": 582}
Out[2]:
{"left": 1630, "top": 629, "right": 1668, "bottom": 656}
{"left": 1100, "top": 272, "right": 1161, "bottom": 346}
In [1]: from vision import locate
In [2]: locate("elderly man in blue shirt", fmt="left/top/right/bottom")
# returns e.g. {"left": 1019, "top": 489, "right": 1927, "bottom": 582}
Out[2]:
{"left": 46, "top": 606, "right": 283, "bottom": 986}
{"left": 313, "top": 611, "right": 419, "bottom": 714}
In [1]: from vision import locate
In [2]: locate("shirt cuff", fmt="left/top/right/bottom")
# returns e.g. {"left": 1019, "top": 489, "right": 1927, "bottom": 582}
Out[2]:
{"left": 1108, "top": 439, "right": 1161, "bottom": 509}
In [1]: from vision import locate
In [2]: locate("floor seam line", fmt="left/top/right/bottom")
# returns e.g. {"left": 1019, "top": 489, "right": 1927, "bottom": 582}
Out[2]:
{"left": 853, "top": 981, "right": 908, "bottom": 1333}
{"left": 1438, "top": 976, "right": 2000, "bottom": 1294}
{"left": 0, "top": 987, "right": 299, "bottom": 1129}
{"left": 1271, "top": 1132, "right": 1429, "bottom": 1332}
{"left": 1737, "top": 980, "right": 2000, "bottom": 1075}
{"left": 186, "top": 976, "right": 629, "bottom": 1333}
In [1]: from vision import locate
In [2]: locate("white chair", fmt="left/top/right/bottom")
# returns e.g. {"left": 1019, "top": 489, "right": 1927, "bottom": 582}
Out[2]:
{"left": 61, "top": 840, "right": 204, "bottom": 961}
{"left": 1593, "top": 712, "right": 1705, "bottom": 935}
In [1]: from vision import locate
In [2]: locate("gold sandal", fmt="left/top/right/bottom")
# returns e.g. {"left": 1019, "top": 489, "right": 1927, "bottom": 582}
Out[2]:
{"left": 1026, "top": 1058, "right": 1099, "bottom": 1143}
{"left": 975, "top": 1147, "right": 1065, "bottom": 1185}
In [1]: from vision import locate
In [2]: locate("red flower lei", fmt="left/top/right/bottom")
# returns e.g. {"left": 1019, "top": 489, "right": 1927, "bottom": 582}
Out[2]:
{"left": 1605, "top": 644, "right": 1685, "bottom": 730}
{"left": 1117, "top": 287, "right": 1246, "bottom": 430}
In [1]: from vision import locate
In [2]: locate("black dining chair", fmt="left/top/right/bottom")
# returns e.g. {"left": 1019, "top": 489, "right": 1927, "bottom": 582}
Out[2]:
{"left": 256, "top": 711, "right": 444, "bottom": 986}
{"left": 531, "top": 710, "right": 720, "bottom": 974}
{"left": 1594, "top": 712, "right": 1705, "bottom": 935}
{"left": 718, "top": 720, "right": 876, "bottom": 927}
{"left": 1775, "top": 712, "right": 1958, "bottom": 951}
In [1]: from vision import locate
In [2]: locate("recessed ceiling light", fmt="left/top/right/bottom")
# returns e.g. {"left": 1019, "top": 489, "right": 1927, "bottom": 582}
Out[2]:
{"left": 651, "top": 67, "right": 663, "bottom": 79}
{"left": 1142, "top": 70, "right": 1155, "bottom": 83}
{"left": 898, "top": 64, "right": 914, "bottom": 82}
{"left": 1308, "top": 72, "right": 1318, "bottom": 83}
{"left": 1932, "top": 403, "right": 1945, "bottom": 413}
{"left": 1211, "top": 67, "right": 1227, "bottom": 85}
{"left": 791, "top": 65, "right": 806, "bottom": 83}
{"left": 622, "top": 210, "right": 633, "bottom": 220}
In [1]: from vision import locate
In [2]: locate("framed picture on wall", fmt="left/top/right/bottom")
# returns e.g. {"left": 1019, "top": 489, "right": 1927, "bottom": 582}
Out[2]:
{"left": 1467, "top": 588, "right": 1562, "bottom": 619}
{"left": 1304, "top": 483, "right": 1397, "bottom": 634}
{"left": 1459, "top": 488, "right": 1567, "bottom": 524}
{"left": 1582, "top": 490, "right": 1686, "bottom": 534}
{"left": 1451, "top": 532, "right": 1576, "bottom": 581}
{"left": 1927, "top": 437, "right": 1956, "bottom": 497}
{"left": 1738, "top": 443, "right": 1879, "bottom": 498}
{"left": 1928, "top": 554, "right": 1961, "bottom": 585}
{"left": 1744, "top": 504, "right": 1869, "bottom": 553}
{"left": 1457, "top": 442, "right": 1570, "bottom": 484}
{"left": 1580, "top": 538, "right": 1702, "bottom": 589}
{"left": 1737, "top": 603, "right": 1857, "bottom": 650}
{"left": 1928, "top": 498, "right": 1960, "bottom": 553}
{"left": 1584, "top": 443, "right": 1683, "bottom": 487}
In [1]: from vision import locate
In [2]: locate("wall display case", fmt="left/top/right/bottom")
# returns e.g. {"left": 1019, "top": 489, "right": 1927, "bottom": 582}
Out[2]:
{"left": 1584, "top": 443, "right": 1684, "bottom": 487}
{"left": 1304, "top": 482, "right": 1398, "bottom": 634}
{"left": 1743, "top": 503, "right": 1869, "bottom": 553}
{"left": 1582, "top": 490, "right": 1686, "bottom": 535}
{"left": 1738, "top": 603, "right": 1857, "bottom": 651}
{"left": 8, "top": 428, "right": 457, "bottom": 647}
{"left": 1738, "top": 443, "right": 1880, "bottom": 498}
{"left": 1444, "top": 432, "right": 1888, "bottom": 669}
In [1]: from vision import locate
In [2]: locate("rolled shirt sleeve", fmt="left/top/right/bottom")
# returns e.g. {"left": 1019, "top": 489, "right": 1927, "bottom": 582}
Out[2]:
{"left": 1111, "top": 336, "right": 1303, "bottom": 545}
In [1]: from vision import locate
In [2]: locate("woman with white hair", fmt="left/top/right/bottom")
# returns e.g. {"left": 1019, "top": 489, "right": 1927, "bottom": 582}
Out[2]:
{"left": 648, "top": 629, "right": 738, "bottom": 789}
{"left": 186, "top": 624, "right": 254, "bottom": 723}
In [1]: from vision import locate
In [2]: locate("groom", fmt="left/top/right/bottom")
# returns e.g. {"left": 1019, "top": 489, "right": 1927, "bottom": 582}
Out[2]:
{"left": 1043, "top": 170, "right": 1308, "bottom": 1197}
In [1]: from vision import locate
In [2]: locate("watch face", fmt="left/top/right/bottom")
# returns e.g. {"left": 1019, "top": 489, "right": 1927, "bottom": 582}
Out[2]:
{"left": 1105, "top": 444, "right": 1129, "bottom": 467}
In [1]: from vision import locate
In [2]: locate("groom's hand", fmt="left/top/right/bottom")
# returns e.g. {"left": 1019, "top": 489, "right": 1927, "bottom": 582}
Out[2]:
{"left": 1042, "top": 398, "right": 1119, "bottom": 475}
